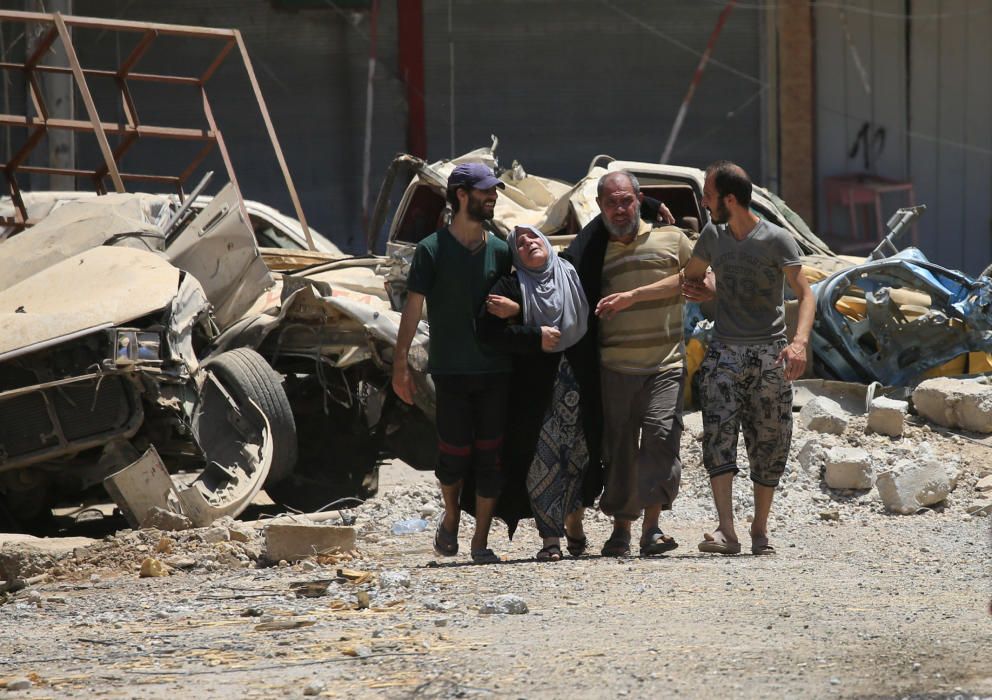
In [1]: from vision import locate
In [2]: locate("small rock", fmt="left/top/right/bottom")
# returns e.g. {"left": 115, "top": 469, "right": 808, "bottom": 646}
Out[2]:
{"left": 154, "top": 537, "right": 173, "bottom": 554}
{"left": 867, "top": 396, "right": 908, "bottom": 437}
{"left": 198, "top": 526, "right": 230, "bottom": 544}
{"left": 143, "top": 507, "right": 192, "bottom": 532}
{"left": 139, "top": 557, "right": 169, "bottom": 578}
{"left": 824, "top": 447, "right": 874, "bottom": 489}
{"left": 5, "top": 678, "right": 31, "bottom": 691}
{"left": 379, "top": 570, "right": 411, "bottom": 589}
{"left": 796, "top": 438, "right": 826, "bottom": 478}
{"left": 479, "top": 593, "right": 528, "bottom": 615}
{"left": 819, "top": 509, "right": 840, "bottom": 521}
{"left": 965, "top": 501, "right": 992, "bottom": 517}
{"left": 300, "top": 560, "right": 319, "bottom": 572}
{"left": 303, "top": 680, "right": 326, "bottom": 696}
{"left": 799, "top": 397, "right": 850, "bottom": 435}
{"left": 976, "top": 474, "right": 992, "bottom": 492}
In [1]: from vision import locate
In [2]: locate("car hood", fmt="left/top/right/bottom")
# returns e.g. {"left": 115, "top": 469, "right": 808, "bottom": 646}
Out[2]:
{"left": 0, "top": 246, "right": 180, "bottom": 359}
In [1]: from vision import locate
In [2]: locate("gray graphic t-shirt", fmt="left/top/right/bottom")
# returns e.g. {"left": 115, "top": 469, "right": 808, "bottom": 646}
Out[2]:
{"left": 692, "top": 220, "right": 802, "bottom": 344}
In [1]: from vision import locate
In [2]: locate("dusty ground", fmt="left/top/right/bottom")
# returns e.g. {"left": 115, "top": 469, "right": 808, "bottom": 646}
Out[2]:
{"left": 1, "top": 412, "right": 990, "bottom": 699}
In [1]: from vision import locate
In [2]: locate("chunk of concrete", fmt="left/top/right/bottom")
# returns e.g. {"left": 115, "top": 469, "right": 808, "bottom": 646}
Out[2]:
{"left": 876, "top": 458, "right": 954, "bottom": 514}
{"left": 799, "top": 396, "right": 850, "bottom": 435}
{"left": 913, "top": 378, "right": 992, "bottom": 433}
{"left": 867, "top": 397, "right": 909, "bottom": 437}
{"left": 143, "top": 507, "right": 192, "bottom": 532}
{"left": 824, "top": 447, "right": 874, "bottom": 489}
{"left": 262, "top": 523, "right": 356, "bottom": 562}
{"left": 796, "top": 438, "right": 826, "bottom": 478}
{"left": 976, "top": 475, "right": 992, "bottom": 492}
{"left": 0, "top": 534, "right": 96, "bottom": 580}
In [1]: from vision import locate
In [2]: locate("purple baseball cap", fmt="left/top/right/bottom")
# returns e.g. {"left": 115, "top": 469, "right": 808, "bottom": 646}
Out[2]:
{"left": 447, "top": 162, "right": 505, "bottom": 190}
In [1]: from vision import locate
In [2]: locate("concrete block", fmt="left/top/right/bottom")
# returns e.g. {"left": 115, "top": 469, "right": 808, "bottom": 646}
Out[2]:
{"left": 976, "top": 475, "right": 992, "bottom": 492}
{"left": 796, "top": 438, "right": 826, "bottom": 478}
{"left": 824, "top": 447, "right": 874, "bottom": 489}
{"left": 913, "top": 378, "right": 992, "bottom": 433}
{"left": 0, "top": 535, "right": 96, "bottom": 580}
{"left": 262, "top": 523, "right": 357, "bottom": 562}
{"left": 876, "top": 458, "right": 954, "bottom": 514}
{"left": 799, "top": 396, "right": 850, "bottom": 435}
{"left": 867, "top": 397, "right": 908, "bottom": 437}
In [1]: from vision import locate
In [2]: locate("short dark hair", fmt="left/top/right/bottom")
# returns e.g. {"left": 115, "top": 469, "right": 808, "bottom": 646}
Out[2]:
{"left": 446, "top": 185, "right": 466, "bottom": 214}
{"left": 706, "top": 161, "right": 752, "bottom": 208}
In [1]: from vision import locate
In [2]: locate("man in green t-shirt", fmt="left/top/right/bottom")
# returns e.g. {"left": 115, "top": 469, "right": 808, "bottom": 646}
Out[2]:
{"left": 392, "top": 163, "right": 511, "bottom": 564}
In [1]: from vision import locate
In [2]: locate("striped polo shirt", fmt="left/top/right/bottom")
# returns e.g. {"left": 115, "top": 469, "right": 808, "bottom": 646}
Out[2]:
{"left": 599, "top": 220, "right": 693, "bottom": 374}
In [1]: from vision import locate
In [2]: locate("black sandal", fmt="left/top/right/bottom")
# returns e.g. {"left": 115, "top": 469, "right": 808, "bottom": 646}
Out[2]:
{"left": 536, "top": 544, "right": 563, "bottom": 562}
{"left": 433, "top": 521, "right": 458, "bottom": 557}
{"left": 565, "top": 533, "right": 588, "bottom": 558}
{"left": 600, "top": 530, "right": 631, "bottom": 557}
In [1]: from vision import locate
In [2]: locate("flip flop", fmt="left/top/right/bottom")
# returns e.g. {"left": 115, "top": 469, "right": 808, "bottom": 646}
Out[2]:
{"left": 750, "top": 535, "right": 776, "bottom": 556}
{"left": 565, "top": 533, "right": 588, "bottom": 558}
{"left": 639, "top": 527, "right": 679, "bottom": 556}
{"left": 470, "top": 548, "right": 501, "bottom": 564}
{"left": 535, "top": 544, "right": 562, "bottom": 562}
{"left": 433, "top": 521, "right": 458, "bottom": 557}
{"left": 600, "top": 530, "right": 631, "bottom": 557}
{"left": 697, "top": 531, "right": 741, "bottom": 555}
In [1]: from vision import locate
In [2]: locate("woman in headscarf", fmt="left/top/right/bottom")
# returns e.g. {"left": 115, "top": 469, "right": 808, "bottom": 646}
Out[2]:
{"left": 477, "top": 225, "right": 595, "bottom": 561}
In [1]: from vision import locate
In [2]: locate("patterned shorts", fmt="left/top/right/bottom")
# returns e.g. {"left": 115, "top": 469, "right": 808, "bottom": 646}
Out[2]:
{"left": 698, "top": 339, "right": 793, "bottom": 487}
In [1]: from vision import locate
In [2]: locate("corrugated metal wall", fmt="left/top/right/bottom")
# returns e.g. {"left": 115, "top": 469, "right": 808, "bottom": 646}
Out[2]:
{"left": 4, "top": 1, "right": 769, "bottom": 252}
{"left": 815, "top": 0, "right": 992, "bottom": 275}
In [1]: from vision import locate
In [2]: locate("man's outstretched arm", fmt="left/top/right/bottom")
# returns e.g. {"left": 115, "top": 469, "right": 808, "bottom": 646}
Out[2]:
{"left": 392, "top": 291, "right": 425, "bottom": 405}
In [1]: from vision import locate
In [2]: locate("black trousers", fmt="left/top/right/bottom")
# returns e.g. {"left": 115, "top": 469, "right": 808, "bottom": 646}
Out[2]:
{"left": 432, "top": 373, "right": 509, "bottom": 499}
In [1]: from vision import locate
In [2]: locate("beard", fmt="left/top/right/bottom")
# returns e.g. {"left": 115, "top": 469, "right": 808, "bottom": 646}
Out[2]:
{"left": 710, "top": 199, "right": 730, "bottom": 224}
{"left": 603, "top": 203, "right": 641, "bottom": 239}
{"left": 466, "top": 195, "right": 495, "bottom": 222}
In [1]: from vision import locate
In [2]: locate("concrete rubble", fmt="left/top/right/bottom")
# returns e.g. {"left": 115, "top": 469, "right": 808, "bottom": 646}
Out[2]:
{"left": 876, "top": 458, "right": 957, "bottom": 514}
{"left": 867, "top": 396, "right": 909, "bottom": 437}
{"left": 824, "top": 447, "right": 874, "bottom": 490}
{"left": 912, "top": 378, "right": 992, "bottom": 433}
{"left": 798, "top": 396, "right": 851, "bottom": 435}
{"left": 262, "top": 523, "right": 358, "bottom": 563}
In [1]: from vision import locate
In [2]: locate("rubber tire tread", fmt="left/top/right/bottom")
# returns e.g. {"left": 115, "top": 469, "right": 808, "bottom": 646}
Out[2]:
{"left": 205, "top": 348, "right": 298, "bottom": 483}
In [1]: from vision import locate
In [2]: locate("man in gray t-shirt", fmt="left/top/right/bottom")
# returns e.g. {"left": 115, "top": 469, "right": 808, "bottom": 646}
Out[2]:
{"left": 682, "top": 161, "right": 814, "bottom": 556}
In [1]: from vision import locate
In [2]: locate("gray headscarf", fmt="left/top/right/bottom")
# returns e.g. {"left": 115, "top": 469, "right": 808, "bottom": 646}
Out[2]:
{"left": 508, "top": 225, "right": 589, "bottom": 351}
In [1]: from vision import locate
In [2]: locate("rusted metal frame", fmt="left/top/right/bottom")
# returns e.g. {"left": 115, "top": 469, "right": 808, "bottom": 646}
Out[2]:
{"left": 6, "top": 126, "right": 47, "bottom": 172}
{"left": 17, "top": 164, "right": 179, "bottom": 185}
{"left": 178, "top": 140, "right": 217, "bottom": 190}
{"left": 200, "top": 86, "right": 249, "bottom": 225}
{"left": 26, "top": 72, "right": 48, "bottom": 120}
{"left": 0, "top": 10, "right": 238, "bottom": 40}
{"left": 2, "top": 169, "right": 28, "bottom": 226}
{"left": 0, "top": 63, "right": 202, "bottom": 85}
{"left": 119, "top": 29, "right": 156, "bottom": 77}
{"left": 24, "top": 26, "right": 58, "bottom": 70}
{"left": 91, "top": 78, "right": 141, "bottom": 185}
{"left": 117, "top": 79, "right": 140, "bottom": 130}
{"left": 94, "top": 131, "right": 139, "bottom": 186}
{"left": 233, "top": 31, "right": 314, "bottom": 250}
{"left": 200, "top": 38, "right": 236, "bottom": 85}
{"left": 52, "top": 13, "right": 124, "bottom": 193}
{"left": 0, "top": 115, "right": 213, "bottom": 140}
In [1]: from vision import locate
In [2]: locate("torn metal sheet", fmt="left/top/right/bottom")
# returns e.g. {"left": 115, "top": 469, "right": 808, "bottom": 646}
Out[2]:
{"left": 103, "top": 446, "right": 182, "bottom": 529}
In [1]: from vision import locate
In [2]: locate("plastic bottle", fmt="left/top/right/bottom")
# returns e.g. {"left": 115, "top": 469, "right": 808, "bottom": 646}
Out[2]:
{"left": 391, "top": 518, "right": 429, "bottom": 535}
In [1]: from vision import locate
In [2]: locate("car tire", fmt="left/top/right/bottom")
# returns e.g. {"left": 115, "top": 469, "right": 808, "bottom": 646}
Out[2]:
{"left": 204, "top": 348, "right": 298, "bottom": 484}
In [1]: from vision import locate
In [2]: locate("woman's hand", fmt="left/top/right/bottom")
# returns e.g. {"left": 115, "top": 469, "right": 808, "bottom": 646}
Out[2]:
{"left": 486, "top": 294, "right": 520, "bottom": 319}
{"left": 541, "top": 326, "right": 561, "bottom": 352}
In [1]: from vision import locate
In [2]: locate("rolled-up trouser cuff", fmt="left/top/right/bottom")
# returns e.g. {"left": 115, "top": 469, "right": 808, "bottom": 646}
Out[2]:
{"left": 707, "top": 462, "right": 740, "bottom": 480}
{"left": 750, "top": 471, "right": 782, "bottom": 488}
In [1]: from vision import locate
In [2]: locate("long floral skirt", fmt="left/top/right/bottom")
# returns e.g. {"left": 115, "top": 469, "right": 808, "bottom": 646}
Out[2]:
{"left": 526, "top": 356, "right": 589, "bottom": 538}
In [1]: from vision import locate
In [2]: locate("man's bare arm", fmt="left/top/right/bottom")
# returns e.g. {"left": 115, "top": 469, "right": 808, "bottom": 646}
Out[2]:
{"left": 777, "top": 266, "right": 815, "bottom": 381}
{"left": 595, "top": 270, "right": 682, "bottom": 320}
{"left": 682, "top": 256, "right": 715, "bottom": 302}
{"left": 392, "top": 291, "right": 425, "bottom": 405}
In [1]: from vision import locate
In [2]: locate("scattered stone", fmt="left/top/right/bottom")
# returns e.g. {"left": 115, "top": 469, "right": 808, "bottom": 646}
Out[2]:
{"left": 913, "top": 378, "right": 992, "bottom": 433}
{"left": 479, "top": 593, "right": 528, "bottom": 615}
{"left": 965, "top": 501, "right": 992, "bottom": 517}
{"left": 143, "top": 507, "right": 192, "bottom": 532}
{"left": 198, "top": 526, "right": 230, "bottom": 544}
{"left": 796, "top": 438, "right": 826, "bottom": 478}
{"left": 824, "top": 447, "right": 874, "bottom": 489}
{"left": 139, "top": 557, "right": 170, "bottom": 578}
{"left": 379, "top": 570, "right": 411, "bottom": 589}
{"left": 303, "top": 680, "right": 325, "bottom": 696}
{"left": 976, "top": 475, "right": 992, "bottom": 492}
{"left": 263, "top": 523, "right": 357, "bottom": 562}
{"left": 799, "top": 397, "right": 850, "bottom": 435}
{"left": 154, "top": 537, "right": 173, "bottom": 554}
{"left": 866, "top": 397, "right": 908, "bottom": 437}
{"left": 876, "top": 458, "right": 954, "bottom": 514}
{"left": 819, "top": 509, "right": 840, "bottom": 521}
{"left": 5, "top": 678, "right": 32, "bottom": 691}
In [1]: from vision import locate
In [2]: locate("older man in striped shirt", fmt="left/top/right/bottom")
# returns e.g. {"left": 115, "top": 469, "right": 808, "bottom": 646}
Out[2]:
{"left": 568, "top": 170, "right": 692, "bottom": 557}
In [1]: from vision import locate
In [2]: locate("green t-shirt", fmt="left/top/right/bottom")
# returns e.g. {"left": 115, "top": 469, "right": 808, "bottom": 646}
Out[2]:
{"left": 406, "top": 228, "right": 512, "bottom": 375}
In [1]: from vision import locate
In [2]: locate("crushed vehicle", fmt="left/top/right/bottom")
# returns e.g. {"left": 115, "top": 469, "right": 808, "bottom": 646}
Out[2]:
{"left": 0, "top": 10, "right": 316, "bottom": 528}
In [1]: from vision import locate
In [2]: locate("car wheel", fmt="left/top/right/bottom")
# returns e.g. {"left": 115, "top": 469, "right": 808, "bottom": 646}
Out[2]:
{"left": 203, "top": 348, "right": 298, "bottom": 484}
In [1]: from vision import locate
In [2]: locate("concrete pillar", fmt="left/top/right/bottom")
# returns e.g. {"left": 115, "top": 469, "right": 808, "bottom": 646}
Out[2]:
{"left": 777, "top": 0, "right": 815, "bottom": 225}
